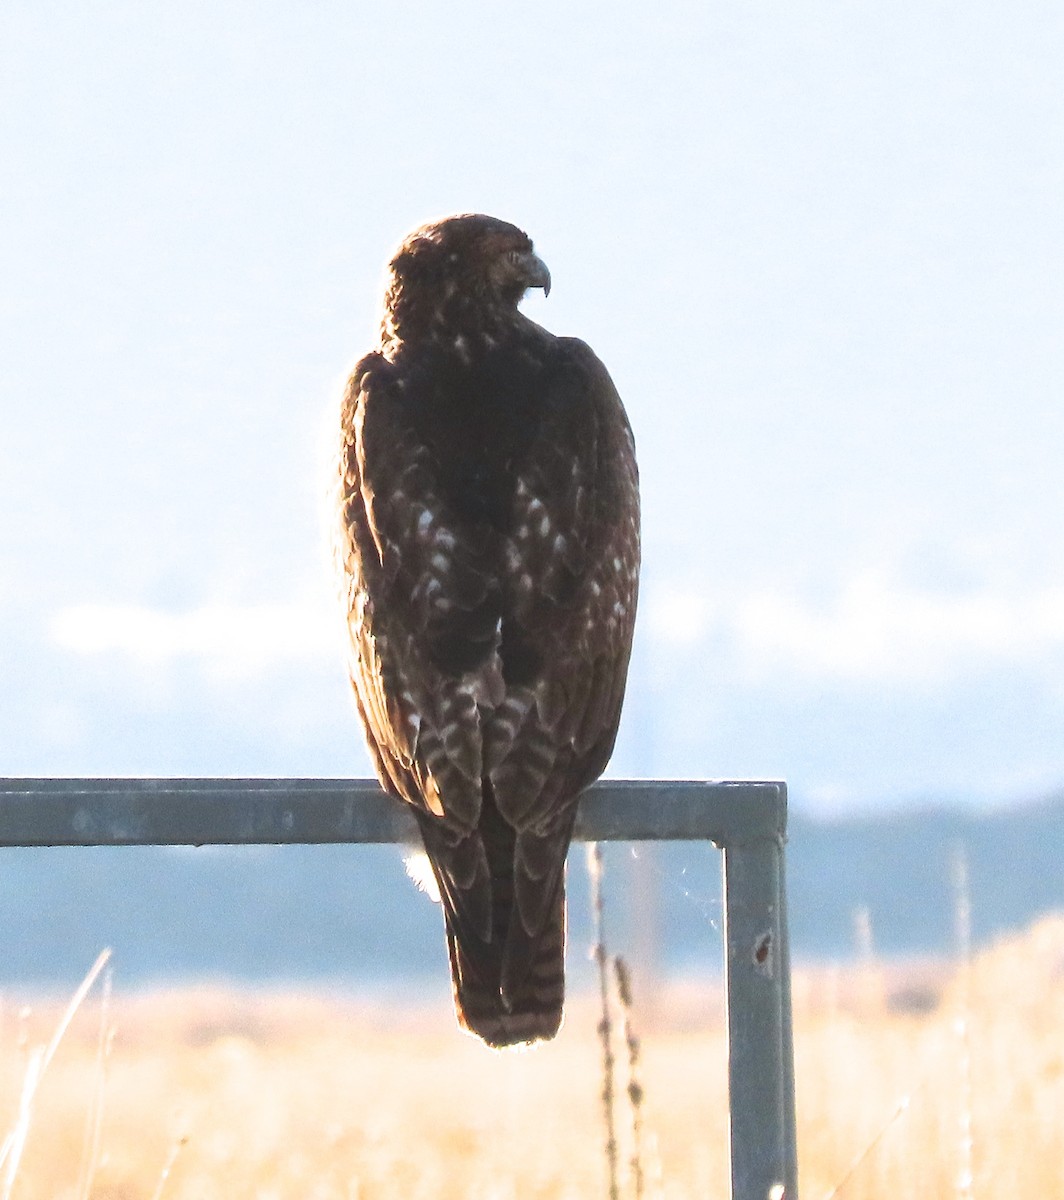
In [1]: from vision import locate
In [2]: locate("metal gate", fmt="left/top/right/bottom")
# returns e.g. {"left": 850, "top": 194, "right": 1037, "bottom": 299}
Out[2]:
{"left": 0, "top": 777, "right": 798, "bottom": 1200}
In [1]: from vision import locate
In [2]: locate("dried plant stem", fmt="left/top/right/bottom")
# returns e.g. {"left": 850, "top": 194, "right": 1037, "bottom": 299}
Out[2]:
{"left": 75, "top": 964, "right": 114, "bottom": 1200}
{"left": 853, "top": 905, "right": 881, "bottom": 1016}
{"left": 150, "top": 1135, "right": 190, "bottom": 1200}
{"left": 953, "top": 844, "right": 975, "bottom": 1200}
{"left": 0, "top": 1047, "right": 44, "bottom": 1200}
{"left": 823, "top": 1092, "right": 914, "bottom": 1200}
{"left": 42, "top": 949, "right": 113, "bottom": 1076}
{"left": 0, "top": 949, "right": 112, "bottom": 1198}
{"left": 587, "top": 841, "right": 620, "bottom": 1200}
{"left": 613, "top": 956, "right": 645, "bottom": 1200}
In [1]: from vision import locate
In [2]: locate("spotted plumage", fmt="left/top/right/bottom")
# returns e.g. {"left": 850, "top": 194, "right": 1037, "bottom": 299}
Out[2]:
{"left": 337, "top": 214, "right": 640, "bottom": 1047}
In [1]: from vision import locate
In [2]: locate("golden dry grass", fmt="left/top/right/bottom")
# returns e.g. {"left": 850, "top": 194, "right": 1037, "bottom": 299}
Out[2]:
{"left": 4, "top": 915, "right": 1064, "bottom": 1199}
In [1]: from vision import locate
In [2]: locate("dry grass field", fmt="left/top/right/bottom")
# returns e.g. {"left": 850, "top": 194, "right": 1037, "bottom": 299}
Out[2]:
{"left": 3, "top": 915, "right": 1064, "bottom": 1199}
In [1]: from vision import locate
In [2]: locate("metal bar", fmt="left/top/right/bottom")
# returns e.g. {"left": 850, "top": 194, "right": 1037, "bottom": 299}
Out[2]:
{"left": 0, "top": 778, "right": 786, "bottom": 847}
{"left": 723, "top": 834, "right": 789, "bottom": 1200}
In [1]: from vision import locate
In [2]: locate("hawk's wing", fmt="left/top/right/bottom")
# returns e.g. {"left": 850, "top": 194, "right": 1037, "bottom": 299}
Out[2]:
{"left": 475, "top": 336, "right": 640, "bottom": 1005}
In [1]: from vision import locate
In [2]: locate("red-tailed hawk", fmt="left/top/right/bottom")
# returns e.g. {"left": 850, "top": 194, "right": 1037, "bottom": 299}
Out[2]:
{"left": 337, "top": 214, "right": 639, "bottom": 1047}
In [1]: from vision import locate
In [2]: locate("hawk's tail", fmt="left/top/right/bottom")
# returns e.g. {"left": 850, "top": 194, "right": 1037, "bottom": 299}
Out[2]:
{"left": 447, "top": 866, "right": 566, "bottom": 1050}
{"left": 418, "top": 791, "right": 568, "bottom": 1049}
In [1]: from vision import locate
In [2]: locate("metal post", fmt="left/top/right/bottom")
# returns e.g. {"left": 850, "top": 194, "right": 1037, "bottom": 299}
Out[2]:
{"left": 723, "top": 833, "right": 796, "bottom": 1199}
{"left": 779, "top": 843, "right": 799, "bottom": 1195}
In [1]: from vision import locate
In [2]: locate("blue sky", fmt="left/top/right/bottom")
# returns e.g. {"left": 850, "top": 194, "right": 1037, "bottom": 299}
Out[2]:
{"left": 2, "top": 0, "right": 1063, "bottom": 811}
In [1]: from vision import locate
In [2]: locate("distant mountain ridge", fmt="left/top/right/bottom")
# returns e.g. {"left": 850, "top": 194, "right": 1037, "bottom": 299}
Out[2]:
{"left": 786, "top": 791, "right": 1064, "bottom": 957}
{"left": 3, "top": 790, "right": 1062, "bottom": 990}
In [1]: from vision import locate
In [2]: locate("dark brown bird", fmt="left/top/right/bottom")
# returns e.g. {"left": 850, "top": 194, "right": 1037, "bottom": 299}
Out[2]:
{"left": 336, "top": 214, "right": 639, "bottom": 1047}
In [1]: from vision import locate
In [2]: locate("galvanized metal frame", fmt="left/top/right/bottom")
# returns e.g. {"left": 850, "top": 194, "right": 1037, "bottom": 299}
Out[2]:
{"left": 0, "top": 777, "right": 797, "bottom": 1200}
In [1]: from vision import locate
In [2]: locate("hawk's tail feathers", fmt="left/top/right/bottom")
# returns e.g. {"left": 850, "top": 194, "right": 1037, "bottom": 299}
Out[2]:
{"left": 446, "top": 876, "right": 566, "bottom": 1049}
{"left": 416, "top": 796, "right": 569, "bottom": 1049}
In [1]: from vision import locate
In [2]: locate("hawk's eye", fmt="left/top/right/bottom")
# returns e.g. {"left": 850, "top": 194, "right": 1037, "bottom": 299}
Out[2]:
{"left": 507, "top": 249, "right": 523, "bottom": 266}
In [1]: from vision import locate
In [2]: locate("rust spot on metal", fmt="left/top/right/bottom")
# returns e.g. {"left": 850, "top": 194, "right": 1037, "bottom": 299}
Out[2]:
{"left": 753, "top": 930, "right": 774, "bottom": 974}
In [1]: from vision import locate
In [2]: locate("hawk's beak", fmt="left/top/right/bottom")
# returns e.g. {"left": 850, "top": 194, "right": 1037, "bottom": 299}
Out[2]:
{"left": 521, "top": 251, "right": 552, "bottom": 298}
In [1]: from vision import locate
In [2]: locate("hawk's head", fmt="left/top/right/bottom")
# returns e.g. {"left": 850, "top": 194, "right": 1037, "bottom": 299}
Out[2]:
{"left": 380, "top": 214, "right": 551, "bottom": 353}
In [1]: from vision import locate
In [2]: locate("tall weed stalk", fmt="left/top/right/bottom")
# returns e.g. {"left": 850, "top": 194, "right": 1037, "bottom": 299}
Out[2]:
{"left": 0, "top": 949, "right": 112, "bottom": 1199}
{"left": 587, "top": 841, "right": 620, "bottom": 1200}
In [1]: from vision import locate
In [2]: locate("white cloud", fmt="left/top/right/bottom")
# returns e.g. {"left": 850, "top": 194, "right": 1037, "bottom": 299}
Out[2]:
{"left": 50, "top": 602, "right": 341, "bottom": 675}
{"left": 647, "top": 572, "right": 1064, "bottom": 685}
{"left": 53, "top": 574, "right": 1064, "bottom": 692}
